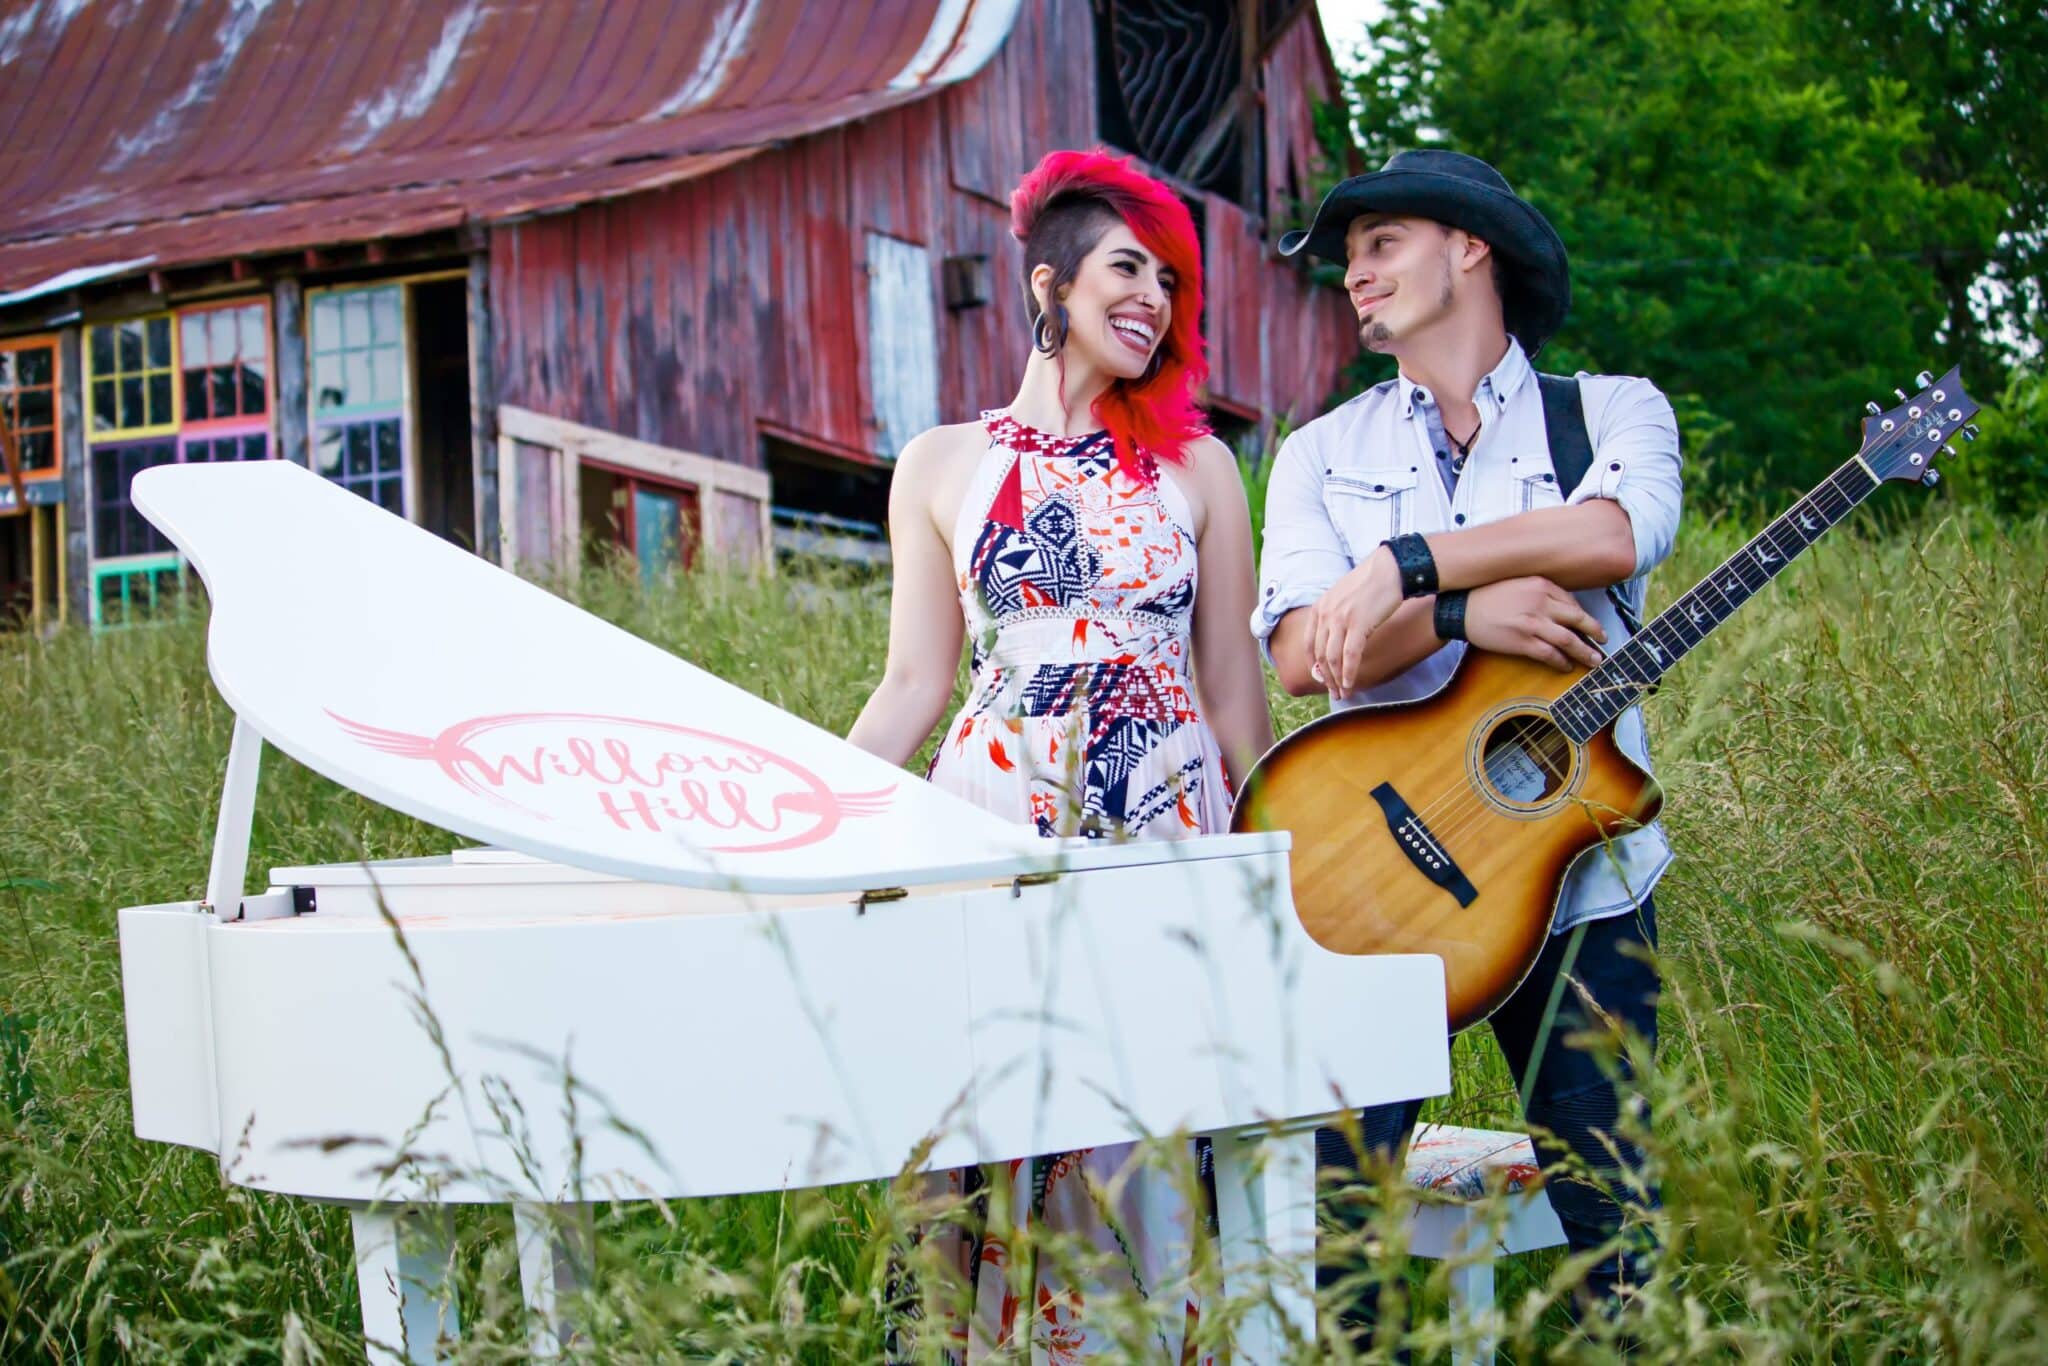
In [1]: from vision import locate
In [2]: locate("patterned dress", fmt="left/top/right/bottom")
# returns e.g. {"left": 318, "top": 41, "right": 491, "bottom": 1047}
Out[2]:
{"left": 918, "top": 409, "right": 1230, "bottom": 1364}
{"left": 932, "top": 409, "right": 1232, "bottom": 840}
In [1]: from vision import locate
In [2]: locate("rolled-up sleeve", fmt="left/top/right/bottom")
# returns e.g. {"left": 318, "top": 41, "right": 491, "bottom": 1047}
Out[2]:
{"left": 1565, "top": 376, "right": 1683, "bottom": 578}
{"left": 1250, "top": 428, "right": 1353, "bottom": 664}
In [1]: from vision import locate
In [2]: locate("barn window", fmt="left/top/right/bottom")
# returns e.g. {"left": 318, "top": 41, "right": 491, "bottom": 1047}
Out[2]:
{"left": 310, "top": 285, "right": 407, "bottom": 514}
{"left": 83, "top": 313, "right": 182, "bottom": 626}
{"left": 87, "top": 315, "right": 177, "bottom": 437}
{"left": 81, "top": 302, "right": 282, "bottom": 623}
{"left": 312, "top": 286, "right": 404, "bottom": 414}
{"left": 579, "top": 461, "right": 702, "bottom": 584}
{"left": 1094, "top": 0, "right": 1258, "bottom": 208}
{"left": 0, "top": 335, "right": 64, "bottom": 631}
{"left": 0, "top": 337, "right": 61, "bottom": 476}
{"left": 90, "top": 439, "right": 178, "bottom": 558}
{"left": 183, "top": 432, "right": 270, "bottom": 464}
{"left": 179, "top": 301, "right": 270, "bottom": 427}
{"left": 313, "top": 418, "right": 404, "bottom": 513}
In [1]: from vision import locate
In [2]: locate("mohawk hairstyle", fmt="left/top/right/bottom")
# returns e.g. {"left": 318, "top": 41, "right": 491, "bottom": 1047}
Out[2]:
{"left": 1009, "top": 148, "right": 1210, "bottom": 477}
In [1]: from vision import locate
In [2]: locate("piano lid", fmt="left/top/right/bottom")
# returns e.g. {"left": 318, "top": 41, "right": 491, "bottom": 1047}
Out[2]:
{"left": 135, "top": 460, "right": 1060, "bottom": 892}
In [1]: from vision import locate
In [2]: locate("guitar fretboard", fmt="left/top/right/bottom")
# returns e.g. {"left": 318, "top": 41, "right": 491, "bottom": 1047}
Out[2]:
{"left": 1551, "top": 458, "right": 1881, "bottom": 742}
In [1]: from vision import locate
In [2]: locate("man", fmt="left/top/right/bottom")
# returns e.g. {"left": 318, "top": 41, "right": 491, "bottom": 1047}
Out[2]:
{"left": 1251, "top": 149, "right": 1683, "bottom": 1328}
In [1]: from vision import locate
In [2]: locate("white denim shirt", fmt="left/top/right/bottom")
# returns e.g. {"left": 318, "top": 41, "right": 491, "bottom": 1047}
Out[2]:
{"left": 1251, "top": 339, "right": 1683, "bottom": 931}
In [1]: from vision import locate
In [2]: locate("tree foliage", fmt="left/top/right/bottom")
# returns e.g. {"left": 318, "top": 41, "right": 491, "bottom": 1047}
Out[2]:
{"left": 1324, "top": 0, "right": 2027, "bottom": 512}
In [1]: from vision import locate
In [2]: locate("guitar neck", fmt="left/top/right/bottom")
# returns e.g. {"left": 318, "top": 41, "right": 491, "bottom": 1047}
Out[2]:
{"left": 1551, "top": 456, "right": 1884, "bottom": 742}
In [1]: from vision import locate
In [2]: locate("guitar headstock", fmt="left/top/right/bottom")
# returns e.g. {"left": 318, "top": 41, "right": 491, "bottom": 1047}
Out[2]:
{"left": 1858, "top": 366, "right": 1981, "bottom": 487}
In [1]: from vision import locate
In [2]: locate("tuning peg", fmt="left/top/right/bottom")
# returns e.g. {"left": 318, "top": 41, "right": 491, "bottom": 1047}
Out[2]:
{"left": 1943, "top": 443, "right": 1959, "bottom": 458}
{"left": 1894, "top": 388, "right": 1910, "bottom": 402}
{"left": 1963, "top": 424, "right": 1980, "bottom": 441}
{"left": 1922, "top": 468, "right": 1941, "bottom": 487}
{"left": 1865, "top": 401, "right": 1883, "bottom": 415}
{"left": 1916, "top": 370, "right": 1935, "bottom": 388}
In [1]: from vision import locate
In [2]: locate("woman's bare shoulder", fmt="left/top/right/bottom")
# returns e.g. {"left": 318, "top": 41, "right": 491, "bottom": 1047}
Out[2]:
{"left": 1182, "top": 433, "right": 1240, "bottom": 479}
{"left": 1170, "top": 433, "right": 1248, "bottom": 510}
{"left": 896, "top": 420, "right": 990, "bottom": 472}
{"left": 895, "top": 421, "right": 994, "bottom": 542}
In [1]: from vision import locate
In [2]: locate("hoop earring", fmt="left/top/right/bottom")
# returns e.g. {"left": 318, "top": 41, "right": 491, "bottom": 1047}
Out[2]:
{"left": 1031, "top": 304, "right": 1070, "bottom": 355}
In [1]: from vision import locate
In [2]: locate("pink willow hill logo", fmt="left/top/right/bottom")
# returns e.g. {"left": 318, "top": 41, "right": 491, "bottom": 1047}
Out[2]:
{"left": 327, "top": 710, "right": 895, "bottom": 854}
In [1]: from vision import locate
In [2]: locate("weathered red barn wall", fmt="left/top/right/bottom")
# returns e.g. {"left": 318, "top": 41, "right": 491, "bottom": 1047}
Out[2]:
{"left": 490, "top": 0, "right": 1355, "bottom": 470}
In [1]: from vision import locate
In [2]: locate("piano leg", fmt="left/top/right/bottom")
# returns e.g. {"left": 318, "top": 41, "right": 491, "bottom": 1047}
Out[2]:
{"left": 513, "top": 1201, "right": 593, "bottom": 1356}
{"left": 1211, "top": 1122, "right": 1319, "bottom": 1363}
{"left": 349, "top": 1205, "right": 460, "bottom": 1365}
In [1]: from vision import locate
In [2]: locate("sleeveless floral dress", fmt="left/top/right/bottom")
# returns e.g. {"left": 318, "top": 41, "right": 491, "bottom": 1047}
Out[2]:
{"left": 931, "top": 409, "right": 1232, "bottom": 840}
{"left": 914, "top": 410, "right": 1229, "bottom": 1364}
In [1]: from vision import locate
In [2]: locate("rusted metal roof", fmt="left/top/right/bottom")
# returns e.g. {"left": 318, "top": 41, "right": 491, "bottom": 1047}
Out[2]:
{"left": 0, "top": 0, "right": 1021, "bottom": 297}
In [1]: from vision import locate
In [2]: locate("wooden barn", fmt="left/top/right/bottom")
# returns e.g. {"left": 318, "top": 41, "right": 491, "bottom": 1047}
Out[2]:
{"left": 0, "top": 0, "right": 1357, "bottom": 631}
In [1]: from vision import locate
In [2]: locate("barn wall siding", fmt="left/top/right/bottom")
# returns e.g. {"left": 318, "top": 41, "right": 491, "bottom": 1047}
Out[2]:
{"left": 490, "top": 0, "right": 1353, "bottom": 478}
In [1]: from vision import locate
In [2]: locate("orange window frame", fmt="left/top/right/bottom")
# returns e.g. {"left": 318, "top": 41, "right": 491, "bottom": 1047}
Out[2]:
{"left": 0, "top": 333, "right": 63, "bottom": 482}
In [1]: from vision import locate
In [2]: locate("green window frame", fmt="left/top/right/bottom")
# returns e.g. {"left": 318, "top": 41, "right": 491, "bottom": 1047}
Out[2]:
{"left": 309, "top": 284, "right": 407, "bottom": 515}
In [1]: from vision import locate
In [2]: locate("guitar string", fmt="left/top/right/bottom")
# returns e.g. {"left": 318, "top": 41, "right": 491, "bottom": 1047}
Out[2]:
{"left": 1381, "top": 467, "right": 1875, "bottom": 858}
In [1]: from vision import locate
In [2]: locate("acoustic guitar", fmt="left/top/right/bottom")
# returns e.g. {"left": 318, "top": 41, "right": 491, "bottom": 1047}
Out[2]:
{"left": 1232, "top": 369, "right": 1981, "bottom": 1032}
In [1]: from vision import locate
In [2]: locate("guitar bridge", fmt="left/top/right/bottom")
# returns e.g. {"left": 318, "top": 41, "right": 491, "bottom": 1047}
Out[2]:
{"left": 1369, "top": 782, "right": 1478, "bottom": 908}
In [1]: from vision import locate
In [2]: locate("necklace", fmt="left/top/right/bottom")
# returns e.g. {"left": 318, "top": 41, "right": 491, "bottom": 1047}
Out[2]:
{"left": 1446, "top": 416, "right": 1482, "bottom": 473}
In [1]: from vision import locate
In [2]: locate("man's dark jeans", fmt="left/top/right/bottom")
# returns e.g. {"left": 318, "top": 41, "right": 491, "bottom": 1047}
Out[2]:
{"left": 1317, "top": 898, "right": 1661, "bottom": 1333}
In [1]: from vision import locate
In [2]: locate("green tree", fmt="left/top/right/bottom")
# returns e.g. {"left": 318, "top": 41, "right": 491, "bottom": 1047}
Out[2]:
{"left": 1799, "top": 0, "right": 2048, "bottom": 377}
{"left": 1327, "top": 0, "right": 2010, "bottom": 510}
{"left": 1971, "top": 361, "right": 2048, "bottom": 517}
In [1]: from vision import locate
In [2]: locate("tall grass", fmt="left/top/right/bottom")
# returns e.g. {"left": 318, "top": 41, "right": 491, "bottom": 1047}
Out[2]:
{"left": 2, "top": 510, "right": 2044, "bottom": 1360}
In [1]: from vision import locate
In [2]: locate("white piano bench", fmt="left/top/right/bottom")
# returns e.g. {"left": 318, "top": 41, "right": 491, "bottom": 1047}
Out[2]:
{"left": 1402, "top": 1124, "right": 1567, "bottom": 1366}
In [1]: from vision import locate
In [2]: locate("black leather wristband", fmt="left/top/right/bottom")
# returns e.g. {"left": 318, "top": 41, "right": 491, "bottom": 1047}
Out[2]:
{"left": 1383, "top": 532, "right": 1438, "bottom": 598}
{"left": 1434, "top": 588, "right": 1470, "bottom": 642}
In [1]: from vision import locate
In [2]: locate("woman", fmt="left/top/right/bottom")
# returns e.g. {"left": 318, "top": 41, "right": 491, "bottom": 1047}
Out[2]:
{"left": 849, "top": 149, "right": 1274, "bottom": 1361}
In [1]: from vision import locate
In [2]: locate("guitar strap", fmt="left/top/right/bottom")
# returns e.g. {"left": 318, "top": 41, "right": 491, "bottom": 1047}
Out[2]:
{"left": 1535, "top": 373, "right": 1646, "bottom": 635}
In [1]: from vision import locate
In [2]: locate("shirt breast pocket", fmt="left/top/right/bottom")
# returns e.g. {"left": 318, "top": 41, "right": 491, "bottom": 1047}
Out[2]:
{"left": 1325, "top": 467, "right": 1420, "bottom": 558}
{"left": 1517, "top": 468, "right": 1563, "bottom": 514}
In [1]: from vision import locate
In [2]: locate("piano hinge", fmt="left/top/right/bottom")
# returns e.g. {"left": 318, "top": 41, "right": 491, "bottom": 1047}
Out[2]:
{"left": 855, "top": 887, "right": 907, "bottom": 914}
{"left": 235, "top": 885, "right": 317, "bottom": 922}
{"left": 1011, "top": 871, "right": 1061, "bottom": 898}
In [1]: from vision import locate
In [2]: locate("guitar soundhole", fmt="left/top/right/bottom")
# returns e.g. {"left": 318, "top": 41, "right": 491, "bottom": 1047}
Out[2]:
{"left": 1476, "top": 710, "right": 1575, "bottom": 810}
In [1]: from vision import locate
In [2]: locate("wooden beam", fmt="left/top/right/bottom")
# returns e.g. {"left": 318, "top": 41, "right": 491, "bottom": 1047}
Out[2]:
{"left": 272, "top": 277, "right": 310, "bottom": 467}
{"left": 467, "top": 252, "right": 501, "bottom": 562}
{"left": 58, "top": 325, "right": 87, "bottom": 624}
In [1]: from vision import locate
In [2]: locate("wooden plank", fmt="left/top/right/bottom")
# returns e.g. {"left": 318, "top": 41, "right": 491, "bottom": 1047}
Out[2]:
{"left": 467, "top": 252, "right": 500, "bottom": 562}
{"left": 58, "top": 326, "right": 86, "bottom": 622}
{"left": 496, "top": 432, "right": 519, "bottom": 572}
{"left": 28, "top": 498, "right": 43, "bottom": 634}
{"left": 271, "top": 278, "right": 310, "bottom": 467}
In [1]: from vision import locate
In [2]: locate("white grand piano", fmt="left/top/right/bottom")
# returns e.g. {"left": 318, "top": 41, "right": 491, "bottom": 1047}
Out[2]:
{"left": 115, "top": 460, "right": 1448, "bottom": 1363}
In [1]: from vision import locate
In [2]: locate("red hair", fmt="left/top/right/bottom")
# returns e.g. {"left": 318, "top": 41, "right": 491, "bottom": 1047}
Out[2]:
{"left": 1009, "top": 148, "right": 1210, "bottom": 477}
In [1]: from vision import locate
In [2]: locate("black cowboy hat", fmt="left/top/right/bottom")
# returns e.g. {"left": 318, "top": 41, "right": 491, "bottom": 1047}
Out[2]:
{"left": 1281, "top": 149, "right": 1570, "bottom": 354}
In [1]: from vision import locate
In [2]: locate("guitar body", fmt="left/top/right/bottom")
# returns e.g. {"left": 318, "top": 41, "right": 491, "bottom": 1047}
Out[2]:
{"left": 1232, "top": 650, "right": 1662, "bottom": 1033}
